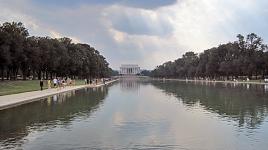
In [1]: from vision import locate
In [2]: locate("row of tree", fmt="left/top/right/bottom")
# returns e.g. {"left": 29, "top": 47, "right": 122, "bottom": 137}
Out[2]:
{"left": 151, "top": 33, "right": 268, "bottom": 80}
{"left": 0, "top": 22, "right": 113, "bottom": 80}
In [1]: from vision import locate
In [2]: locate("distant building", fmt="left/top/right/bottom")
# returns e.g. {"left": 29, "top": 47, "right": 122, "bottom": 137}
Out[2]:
{"left": 120, "top": 64, "right": 141, "bottom": 75}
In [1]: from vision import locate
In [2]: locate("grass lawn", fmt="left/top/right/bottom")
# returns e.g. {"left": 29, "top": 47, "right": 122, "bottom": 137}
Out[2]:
{"left": 75, "top": 80, "right": 85, "bottom": 86}
{"left": 0, "top": 80, "right": 46, "bottom": 96}
{"left": 0, "top": 80, "right": 85, "bottom": 96}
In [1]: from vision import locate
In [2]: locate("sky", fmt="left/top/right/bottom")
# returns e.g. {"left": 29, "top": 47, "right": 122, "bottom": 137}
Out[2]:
{"left": 1, "top": 0, "right": 268, "bottom": 70}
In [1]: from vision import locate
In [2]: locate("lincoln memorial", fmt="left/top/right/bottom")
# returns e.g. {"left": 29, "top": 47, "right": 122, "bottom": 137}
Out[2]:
{"left": 120, "top": 64, "right": 141, "bottom": 75}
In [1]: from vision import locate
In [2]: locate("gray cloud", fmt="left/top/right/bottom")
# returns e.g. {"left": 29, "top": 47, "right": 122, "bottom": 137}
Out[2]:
{"left": 1, "top": 0, "right": 268, "bottom": 70}
{"left": 32, "top": 0, "right": 177, "bottom": 9}
{"left": 106, "top": 7, "right": 174, "bottom": 36}
{"left": 118, "top": 0, "right": 177, "bottom": 9}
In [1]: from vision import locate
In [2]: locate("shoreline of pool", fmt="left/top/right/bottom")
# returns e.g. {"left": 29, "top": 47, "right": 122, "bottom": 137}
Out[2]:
{"left": 0, "top": 79, "right": 119, "bottom": 111}
{"left": 152, "top": 78, "right": 268, "bottom": 85}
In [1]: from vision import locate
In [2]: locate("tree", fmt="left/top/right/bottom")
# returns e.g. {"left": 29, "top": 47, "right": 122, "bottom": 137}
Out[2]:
{"left": 0, "top": 21, "right": 112, "bottom": 81}
{"left": 151, "top": 33, "right": 268, "bottom": 80}
{"left": 1, "top": 22, "right": 29, "bottom": 80}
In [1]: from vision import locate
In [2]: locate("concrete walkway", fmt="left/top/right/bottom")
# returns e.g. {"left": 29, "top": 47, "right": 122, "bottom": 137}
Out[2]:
{"left": 0, "top": 79, "right": 118, "bottom": 110}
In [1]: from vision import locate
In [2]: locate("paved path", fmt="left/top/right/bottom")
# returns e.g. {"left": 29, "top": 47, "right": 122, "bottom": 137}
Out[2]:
{"left": 0, "top": 79, "right": 118, "bottom": 110}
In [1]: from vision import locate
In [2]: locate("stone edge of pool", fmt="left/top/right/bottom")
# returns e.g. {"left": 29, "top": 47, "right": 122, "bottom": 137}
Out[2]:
{"left": 0, "top": 79, "right": 119, "bottom": 111}
{"left": 152, "top": 78, "right": 268, "bottom": 85}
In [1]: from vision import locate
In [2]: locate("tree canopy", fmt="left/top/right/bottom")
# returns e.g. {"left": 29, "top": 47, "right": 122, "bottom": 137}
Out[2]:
{"left": 0, "top": 22, "right": 113, "bottom": 80}
{"left": 151, "top": 33, "right": 268, "bottom": 80}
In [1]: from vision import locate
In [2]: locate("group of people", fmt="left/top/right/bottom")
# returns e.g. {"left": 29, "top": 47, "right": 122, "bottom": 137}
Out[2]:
{"left": 39, "top": 77, "right": 75, "bottom": 91}
{"left": 39, "top": 77, "right": 113, "bottom": 91}
{"left": 84, "top": 78, "right": 110, "bottom": 85}
{"left": 84, "top": 79, "right": 93, "bottom": 85}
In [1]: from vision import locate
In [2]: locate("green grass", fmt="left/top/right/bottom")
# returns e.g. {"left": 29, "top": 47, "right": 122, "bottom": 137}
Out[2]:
{"left": 0, "top": 80, "right": 85, "bottom": 96}
{"left": 0, "top": 80, "right": 47, "bottom": 96}
{"left": 75, "top": 80, "right": 85, "bottom": 86}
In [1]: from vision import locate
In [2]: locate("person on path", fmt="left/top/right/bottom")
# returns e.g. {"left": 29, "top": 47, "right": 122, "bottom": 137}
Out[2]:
{"left": 62, "top": 79, "right": 67, "bottom": 88}
{"left": 40, "top": 79, "right": 44, "bottom": 91}
{"left": 57, "top": 78, "right": 61, "bottom": 90}
{"left": 53, "top": 78, "right": 57, "bottom": 88}
{"left": 103, "top": 78, "right": 106, "bottom": 85}
{"left": 47, "top": 80, "right": 51, "bottom": 89}
{"left": 73, "top": 79, "right": 76, "bottom": 85}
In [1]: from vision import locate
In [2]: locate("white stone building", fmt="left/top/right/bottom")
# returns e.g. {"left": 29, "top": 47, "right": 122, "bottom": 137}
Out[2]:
{"left": 120, "top": 64, "right": 141, "bottom": 75}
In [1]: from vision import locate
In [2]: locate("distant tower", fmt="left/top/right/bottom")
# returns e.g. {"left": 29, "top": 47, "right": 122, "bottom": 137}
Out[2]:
{"left": 119, "top": 64, "right": 141, "bottom": 75}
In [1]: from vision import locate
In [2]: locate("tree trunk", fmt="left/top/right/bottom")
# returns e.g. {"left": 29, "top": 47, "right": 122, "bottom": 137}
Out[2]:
{"left": 22, "top": 69, "right": 27, "bottom": 80}
{"left": 15, "top": 69, "right": 19, "bottom": 80}
{"left": 38, "top": 70, "right": 41, "bottom": 80}
{"left": 45, "top": 71, "right": 48, "bottom": 80}
{"left": 33, "top": 70, "right": 36, "bottom": 80}
{"left": 23, "top": 74, "right": 27, "bottom": 80}
{"left": 7, "top": 70, "right": 10, "bottom": 80}
{"left": 1, "top": 68, "right": 4, "bottom": 81}
{"left": 12, "top": 68, "right": 16, "bottom": 80}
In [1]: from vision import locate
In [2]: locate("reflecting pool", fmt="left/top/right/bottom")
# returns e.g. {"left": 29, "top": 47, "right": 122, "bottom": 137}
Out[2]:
{"left": 1, "top": 78, "right": 268, "bottom": 150}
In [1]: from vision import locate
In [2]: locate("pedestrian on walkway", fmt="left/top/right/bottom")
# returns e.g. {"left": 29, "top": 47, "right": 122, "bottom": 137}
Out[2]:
{"left": 53, "top": 78, "right": 57, "bottom": 88}
{"left": 40, "top": 79, "right": 44, "bottom": 91}
{"left": 103, "top": 78, "right": 106, "bottom": 85}
{"left": 47, "top": 80, "right": 51, "bottom": 89}
{"left": 57, "top": 78, "right": 61, "bottom": 90}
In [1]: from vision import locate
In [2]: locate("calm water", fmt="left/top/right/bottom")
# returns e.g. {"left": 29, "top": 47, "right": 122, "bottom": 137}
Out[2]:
{"left": 1, "top": 78, "right": 268, "bottom": 150}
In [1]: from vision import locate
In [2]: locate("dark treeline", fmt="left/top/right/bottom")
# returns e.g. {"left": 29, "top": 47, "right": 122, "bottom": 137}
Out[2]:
{"left": 0, "top": 22, "right": 113, "bottom": 80}
{"left": 152, "top": 33, "right": 268, "bottom": 80}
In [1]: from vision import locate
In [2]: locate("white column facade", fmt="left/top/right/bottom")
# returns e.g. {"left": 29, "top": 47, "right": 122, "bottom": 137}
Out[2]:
{"left": 120, "top": 64, "right": 140, "bottom": 75}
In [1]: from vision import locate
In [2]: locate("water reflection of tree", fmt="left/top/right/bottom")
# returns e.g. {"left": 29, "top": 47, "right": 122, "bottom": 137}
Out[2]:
{"left": 151, "top": 81, "right": 268, "bottom": 129}
{"left": 0, "top": 86, "right": 109, "bottom": 148}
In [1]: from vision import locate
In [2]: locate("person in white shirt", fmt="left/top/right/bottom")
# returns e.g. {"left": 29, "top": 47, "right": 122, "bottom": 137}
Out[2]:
{"left": 53, "top": 78, "right": 58, "bottom": 88}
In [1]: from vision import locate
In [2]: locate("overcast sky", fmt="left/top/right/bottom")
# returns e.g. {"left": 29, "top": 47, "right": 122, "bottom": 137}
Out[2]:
{"left": 1, "top": 0, "right": 268, "bottom": 70}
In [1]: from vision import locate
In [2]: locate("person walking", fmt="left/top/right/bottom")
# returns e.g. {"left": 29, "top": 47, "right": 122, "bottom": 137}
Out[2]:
{"left": 103, "top": 78, "right": 106, "bottom": 85}
{"left": 40, "top": 79, "right": 44, "bottom": 91}
{"left": 53, "top": 78, "right": 57, "bottom": 88}
{"left": 47, "top": 80, "right": 51, "bottom": 89}
{"left": 57, "top": 78, "right": 61, "bottom": 90}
